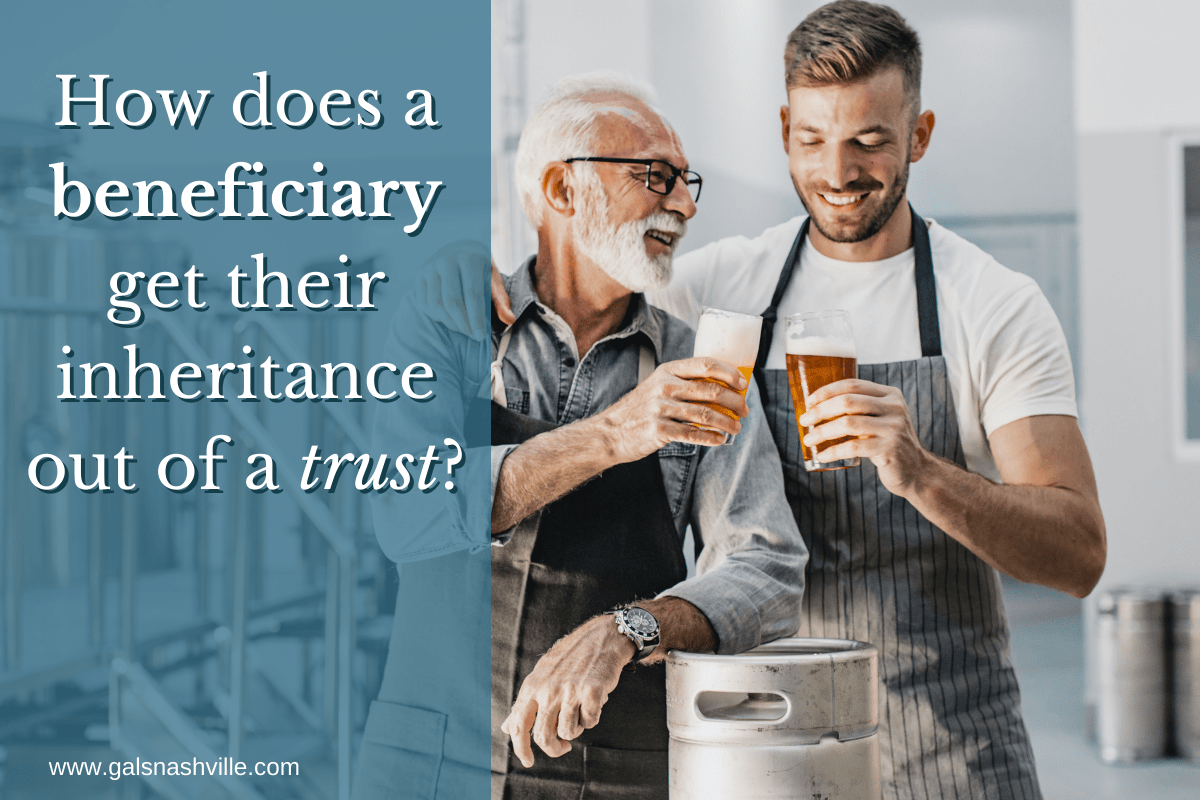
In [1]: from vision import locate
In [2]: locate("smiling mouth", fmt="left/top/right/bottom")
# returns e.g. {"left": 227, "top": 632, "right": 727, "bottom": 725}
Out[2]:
{"left": 819, "top": 192, "right": 869, "bottom": 208}
{"left": 645, "top": 230, "right": 676, "bottom": 247}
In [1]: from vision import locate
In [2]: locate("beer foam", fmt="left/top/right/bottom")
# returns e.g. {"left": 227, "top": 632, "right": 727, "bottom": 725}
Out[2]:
{"left": 786, "top": 334, "right": 856, "bottom": 358}
{"left": 693, "top": 312, "right": 762, "bottom": 364}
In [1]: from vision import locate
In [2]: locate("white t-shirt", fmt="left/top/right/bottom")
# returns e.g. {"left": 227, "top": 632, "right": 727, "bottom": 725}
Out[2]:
{"left": 649, "top": 215, "right": 1077, "bottom": 482}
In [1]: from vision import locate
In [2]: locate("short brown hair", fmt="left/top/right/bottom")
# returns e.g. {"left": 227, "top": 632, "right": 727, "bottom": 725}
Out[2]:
{"left": 784, "top": 1, "right": 921, "bottom": 112}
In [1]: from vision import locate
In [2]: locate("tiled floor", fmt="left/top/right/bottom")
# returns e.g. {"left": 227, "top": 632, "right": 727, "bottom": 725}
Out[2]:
{"left": 1003, "top": 578, "right": 1200, "bottom": 799}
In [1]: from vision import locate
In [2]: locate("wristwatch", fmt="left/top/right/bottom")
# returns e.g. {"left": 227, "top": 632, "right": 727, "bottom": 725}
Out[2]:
{"left": 613, "top": 606, "right": 660, "bottom": 662}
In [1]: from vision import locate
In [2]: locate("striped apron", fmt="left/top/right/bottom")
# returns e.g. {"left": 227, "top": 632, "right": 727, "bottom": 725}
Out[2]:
{"left": 491, "top": 338, "right": 679, "bottom": 800}
{"left": 753, "top": 208, "right": 1043, "bottom": 800}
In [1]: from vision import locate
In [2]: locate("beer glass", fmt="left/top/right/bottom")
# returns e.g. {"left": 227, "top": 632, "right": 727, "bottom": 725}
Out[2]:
{"left": 785, "top": 310, "right": 859, "bottom": 471}
{"left": 691, "top": 307, "right": 762, "bottom": 441}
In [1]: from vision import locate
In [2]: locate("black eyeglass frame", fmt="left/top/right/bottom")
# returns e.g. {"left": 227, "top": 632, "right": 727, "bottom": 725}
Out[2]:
{"left": 563, "top": 157, "right": 703, "bottom": 202}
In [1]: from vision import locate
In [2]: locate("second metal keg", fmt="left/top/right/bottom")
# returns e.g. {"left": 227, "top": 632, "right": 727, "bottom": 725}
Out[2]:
{"left": 666, "top": 638, "right": 880, "bottom": 799}
{"left": 1096, "top": 588, "right": 1168, "bottom": 762}
{"left": 1172, "top": 589, "right": 1200, "bottom": 761}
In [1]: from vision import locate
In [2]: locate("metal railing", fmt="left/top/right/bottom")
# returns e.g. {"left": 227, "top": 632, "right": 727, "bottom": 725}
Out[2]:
{"left": 0, "top": 225, "right": 381, "bottom": 800}
{"left": 149, "top": 308, "right": 359, "bottom": 800}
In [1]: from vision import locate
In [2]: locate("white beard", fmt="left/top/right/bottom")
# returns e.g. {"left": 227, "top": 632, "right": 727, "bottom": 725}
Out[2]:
{"left": 573, "top": 172, "right": 687, "bottom": 293}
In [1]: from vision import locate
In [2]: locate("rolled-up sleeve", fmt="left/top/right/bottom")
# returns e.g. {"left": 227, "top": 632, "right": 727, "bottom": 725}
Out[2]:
{"left": 490, "top": 443, "right": 519, "bottom": 545}
{"left": 658, "top": 381, "right": 807, "bottom": 655}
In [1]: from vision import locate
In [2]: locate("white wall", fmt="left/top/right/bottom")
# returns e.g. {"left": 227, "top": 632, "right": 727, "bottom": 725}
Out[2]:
{"left": 902, "top": 0, "right": 1076, "bottom": 218}
{"left": 524, "top": 0, "right": 652, "bottom": 102}
{"left": 511, "top": 0, "right": 1077, "bottom": 251}
{"left": 1077, "top": 131, "right": 1195, "bottom": 587}
{"left": 1075, "top": 0, "right": 1200, "bottom": 134}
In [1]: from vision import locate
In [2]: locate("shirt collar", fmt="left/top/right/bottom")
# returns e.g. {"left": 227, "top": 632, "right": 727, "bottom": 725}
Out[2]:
{"left": 503, "top": 256, "right": 668, "bottom": 359}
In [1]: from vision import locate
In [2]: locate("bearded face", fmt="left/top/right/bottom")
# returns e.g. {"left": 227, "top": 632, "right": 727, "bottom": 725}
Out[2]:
{"left": 782, "top": 67, "right": 925, "bottom": 252}
{"left": 794, "top": 157, "right": 909, "bottom": 245}
{"left": 572, "top": 167, "right": 688, "bottom": 293}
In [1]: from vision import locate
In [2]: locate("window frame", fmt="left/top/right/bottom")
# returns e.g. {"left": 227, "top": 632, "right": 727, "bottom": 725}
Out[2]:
{"left": 1168, "top": 134, "right": 1200, "bottom": 460}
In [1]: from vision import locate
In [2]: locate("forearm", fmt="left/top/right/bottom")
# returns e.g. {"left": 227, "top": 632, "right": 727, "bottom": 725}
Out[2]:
{"left": 492, "top": 357, "right": 746, "bottom": 535}
{"left": 492, "top": 415, "right": 619, "bottom": 533}
{"left": 638, "top": 596, "right": 717, "bottom": 663}
{"left": 668, "top": 386, "right": 807, "bottom": 654}
{"left": 904, "top": 449, "right": 1106, "bottom": 598}
{"left": 501, "top": 596, "right": 717, "bottom": 765}
{"left": 568, "top": 597, "right": 715, "bottom": 668}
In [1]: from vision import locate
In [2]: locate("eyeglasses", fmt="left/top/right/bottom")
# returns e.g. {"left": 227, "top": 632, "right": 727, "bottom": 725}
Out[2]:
{"left": 564, "top": 157, "right": 703, "bottom": 203}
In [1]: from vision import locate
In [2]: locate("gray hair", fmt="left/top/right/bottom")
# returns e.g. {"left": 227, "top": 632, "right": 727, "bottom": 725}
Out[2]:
{"left": 514, "top": 71, "right": 660, "bottom": 227}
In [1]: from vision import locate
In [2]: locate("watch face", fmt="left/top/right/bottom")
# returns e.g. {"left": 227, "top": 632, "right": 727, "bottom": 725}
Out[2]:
{"left": 625, "top": 607, "right": 657, "bottom": 637}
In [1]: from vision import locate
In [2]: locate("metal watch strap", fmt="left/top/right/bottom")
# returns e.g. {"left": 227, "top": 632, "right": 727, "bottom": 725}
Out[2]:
{"left": 614, "top": 606, "right": 659, "bottom": 662}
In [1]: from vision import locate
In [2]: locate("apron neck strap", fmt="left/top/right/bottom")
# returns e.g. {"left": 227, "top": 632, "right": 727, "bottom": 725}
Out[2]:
{"left": 491, "top": 327, "right": 514, "bottom": 407}
{"left": 492, "top": 326, "right": 656, "bottom": 406}
{"left": 910, "top": 207, "right": 941, "bottom": 358}
{"left": 637, "top": 343, "right": 656, "bottom": 383}
{"left": 754, "top": 204, "right": 942, "bottom": 394}
{"left": 753, "top": 217, "right": 809, "bottom": 390}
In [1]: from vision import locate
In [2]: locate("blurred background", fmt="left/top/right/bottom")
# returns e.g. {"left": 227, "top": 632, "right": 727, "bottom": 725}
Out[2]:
{"left": 491, "top": 1, "right": 1200, "bottom": 797}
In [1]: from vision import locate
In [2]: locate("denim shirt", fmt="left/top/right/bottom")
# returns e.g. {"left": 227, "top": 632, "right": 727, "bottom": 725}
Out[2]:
{"left": 490, "top": 259, "right": 806, "bottom": 655}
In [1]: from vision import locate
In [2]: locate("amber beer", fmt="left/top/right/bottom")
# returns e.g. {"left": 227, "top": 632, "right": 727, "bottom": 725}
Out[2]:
{"left": 691, "top": 308, "right": 762, "bottom": 439}
{"left": 785, "top": 311, "right": 860, "bottom": 471}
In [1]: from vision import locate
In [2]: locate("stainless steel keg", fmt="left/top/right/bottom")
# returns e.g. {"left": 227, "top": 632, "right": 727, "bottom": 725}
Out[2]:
{"left": 666, "top": 638, "right": 880, "bottom": 800}
{"left": 1171, "top": 589, "right": 1200, "bottom": 761}
{"left": 1096, "top": 588, "right": 1168, "bottom": 763}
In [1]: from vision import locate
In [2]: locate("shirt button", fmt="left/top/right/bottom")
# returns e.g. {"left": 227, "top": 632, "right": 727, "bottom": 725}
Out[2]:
{"left": 564, "top": 356, "right": 576, "bottom": 368}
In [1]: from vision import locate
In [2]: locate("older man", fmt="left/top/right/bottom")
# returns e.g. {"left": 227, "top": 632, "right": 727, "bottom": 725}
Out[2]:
{"left": 483, "top": 74, "right": 805, "bottom": 798}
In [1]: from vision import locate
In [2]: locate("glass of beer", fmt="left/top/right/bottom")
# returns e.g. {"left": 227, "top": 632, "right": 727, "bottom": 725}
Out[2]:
{"left": 691, "top": 307, "right": 762, "bottom": 442}
{"left": 785, "top": 310, "right": 859, "bottom": 471}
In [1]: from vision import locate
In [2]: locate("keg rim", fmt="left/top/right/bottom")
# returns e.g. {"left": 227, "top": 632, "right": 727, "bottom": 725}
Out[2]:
{"left": 1170, "top": 588, "right": 1200, "bottom": 616}
{"left": 1096, "top": 587, "right": 1168, "bottom": 618}
{"left": 667, "top": 637, "right": 877, "bottom": 665}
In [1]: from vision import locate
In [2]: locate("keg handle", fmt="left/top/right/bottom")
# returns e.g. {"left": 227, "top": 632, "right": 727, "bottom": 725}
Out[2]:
{"left": 693, "top": 690, "right": 791, "bottom": 723}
